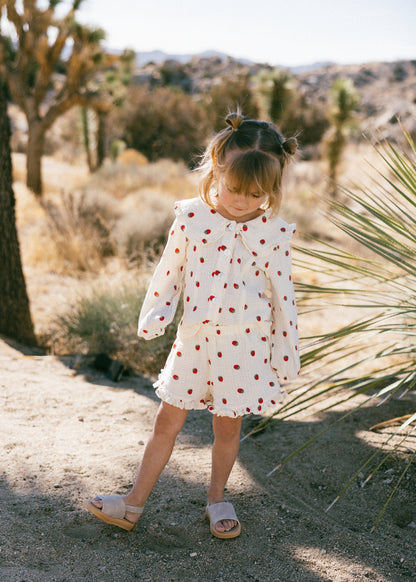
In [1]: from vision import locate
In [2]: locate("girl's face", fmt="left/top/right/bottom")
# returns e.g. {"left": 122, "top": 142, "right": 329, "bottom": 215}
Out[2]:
{"left": 215, "top": 175, "right": 267, "bottom": 223}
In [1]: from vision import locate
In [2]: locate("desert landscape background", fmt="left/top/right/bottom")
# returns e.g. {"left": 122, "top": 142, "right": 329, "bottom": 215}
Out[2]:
{"left": 1, "top": 54, "right": 416, "bottom": 581}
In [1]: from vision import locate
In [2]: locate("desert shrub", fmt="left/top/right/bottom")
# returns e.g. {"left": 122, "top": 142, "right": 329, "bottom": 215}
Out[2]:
{"left": 204, "top": 73, "right": 259, "bottom": 132}
{"left": 280, "top": 96, "right": 329, "bottom": 150}
{"left": 120, "top": 85, "right": 208, "bottom": 166}
{"left": 112, "top": 189, "right": 175, "bottom": 264}
{"left": 158, "top": 60, "right": 193, "bottom": 93}
{"left": 42, "top": 190, "right": 117, "bottom": 271}
{"left": 52, "top": 282, "right": 182, "bottom": 375}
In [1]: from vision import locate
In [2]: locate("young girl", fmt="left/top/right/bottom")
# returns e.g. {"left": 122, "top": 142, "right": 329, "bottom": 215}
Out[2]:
{"left": 84, "top": 111, "right": 300, "bottom": 539}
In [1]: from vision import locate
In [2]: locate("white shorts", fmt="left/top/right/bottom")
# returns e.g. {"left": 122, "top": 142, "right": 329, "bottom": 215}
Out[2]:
{"left": 154, "top": 323, "right": 286, "bottom": 417}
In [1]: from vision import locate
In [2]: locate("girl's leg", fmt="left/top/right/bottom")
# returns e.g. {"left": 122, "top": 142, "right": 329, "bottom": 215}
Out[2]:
{"left": 92, "top": 401, "right": 189, "bottom": 522}
{"left": 207, "top": 414, "right": 243, "bottom": 533}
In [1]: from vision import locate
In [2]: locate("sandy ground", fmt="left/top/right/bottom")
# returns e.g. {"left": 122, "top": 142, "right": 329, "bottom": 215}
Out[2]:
{"left": 1, "top": 333, "right": 415, "bottom": 582}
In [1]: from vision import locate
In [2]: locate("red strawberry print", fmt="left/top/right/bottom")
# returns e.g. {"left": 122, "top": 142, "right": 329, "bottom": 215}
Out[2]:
{"left": 232, "top": 340, "right": 239, "bottom": 346}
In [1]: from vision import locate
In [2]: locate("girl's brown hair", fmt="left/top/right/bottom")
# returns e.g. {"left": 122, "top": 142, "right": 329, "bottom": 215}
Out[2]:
{"left": 198, "top": 111, "right": 297, "bottom": 213}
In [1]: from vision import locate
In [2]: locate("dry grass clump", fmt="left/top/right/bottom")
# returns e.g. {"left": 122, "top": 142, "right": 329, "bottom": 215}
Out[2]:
{"left": 14, "top": 154, "right": 197, "bottom": 273}
{"left": 84, "top": 157, "right": 196, "bottom": 200}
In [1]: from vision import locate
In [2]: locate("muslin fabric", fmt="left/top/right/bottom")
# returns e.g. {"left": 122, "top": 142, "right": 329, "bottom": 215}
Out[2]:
{"left": 138, "top": 197, "right": 300, "bottom": 416}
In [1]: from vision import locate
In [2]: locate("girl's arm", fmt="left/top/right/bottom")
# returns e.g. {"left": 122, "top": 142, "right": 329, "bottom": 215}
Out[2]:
{"left": 268, "top": 241, "right": 300, "bottom": 381}
{"left": 137, "top": 219, "right": 187, "bottom": 340}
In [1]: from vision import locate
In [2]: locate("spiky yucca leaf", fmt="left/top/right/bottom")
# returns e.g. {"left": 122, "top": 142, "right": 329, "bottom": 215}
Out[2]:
{"left": 256, "top": 129, "right": 416, "bottom": 529}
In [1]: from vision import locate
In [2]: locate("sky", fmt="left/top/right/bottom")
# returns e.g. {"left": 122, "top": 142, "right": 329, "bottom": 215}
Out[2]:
{"left": 73, "top": 0, "right": 416, "bottom": 67}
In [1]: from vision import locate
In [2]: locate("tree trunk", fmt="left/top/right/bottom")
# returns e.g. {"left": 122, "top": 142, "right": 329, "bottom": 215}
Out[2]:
{"left": 81, "top": 107, "right": 94, "bottom": 172}
{"left": 0, "top": 79, "right": 37, "bottom": 344}
{"left": 26, "top": 120, "right": 45, "bottom": 197}
{"left": 95, "top": 109, "right": 107, "bottom": 169}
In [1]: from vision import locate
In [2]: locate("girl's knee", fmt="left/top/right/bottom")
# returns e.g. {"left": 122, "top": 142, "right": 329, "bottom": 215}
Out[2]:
{"left": 154, "top": 401, "right": 188, "bottom": 437}
{"left": 212, "top": 414, "right": 242, "bottom": 440}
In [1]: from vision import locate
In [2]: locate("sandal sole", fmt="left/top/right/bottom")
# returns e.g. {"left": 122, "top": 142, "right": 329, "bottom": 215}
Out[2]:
{"left": 83, "top": 500, "right": 136, "bottom": 531}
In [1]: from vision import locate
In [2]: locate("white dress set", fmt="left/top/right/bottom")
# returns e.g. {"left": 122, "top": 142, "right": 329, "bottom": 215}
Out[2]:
{"left": 138, "top": 197, "right": 300, "bottom": 417}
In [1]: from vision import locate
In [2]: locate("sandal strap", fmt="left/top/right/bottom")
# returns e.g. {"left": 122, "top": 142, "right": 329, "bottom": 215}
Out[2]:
{"left": 206, "top": 501, "right": 239, "bottom": 525}
{"left": 98, "top": 494, "right": 144, "bottom": 518}
{"left": 124, "top": 504, "right": 144, "bottom": 515}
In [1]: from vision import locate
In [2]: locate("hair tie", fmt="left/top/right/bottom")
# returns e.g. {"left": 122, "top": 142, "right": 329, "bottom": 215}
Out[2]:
{"left": 225, "top": 112, "right": 244, "bottom": 132}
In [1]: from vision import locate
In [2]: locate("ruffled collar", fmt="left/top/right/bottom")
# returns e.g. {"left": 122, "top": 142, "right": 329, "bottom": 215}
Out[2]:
{"left": 174, "top": 197, "right": 295, "bottom": 257}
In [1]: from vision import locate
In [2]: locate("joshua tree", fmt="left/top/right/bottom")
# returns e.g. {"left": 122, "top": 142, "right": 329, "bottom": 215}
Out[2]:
{"left": 325, "top": 78, "right": 360, "bottom": 196}
{"left": 81, "top": 48, "right": 135, "bottom": 171}
{"left": 0, "top": 76, "right": 36, "bottom": 344}
{"left": 253, "top": 68, "right": 295, "bottom": 124}
{"left": 0, "top": 0, "right": 113, "bottom": 196}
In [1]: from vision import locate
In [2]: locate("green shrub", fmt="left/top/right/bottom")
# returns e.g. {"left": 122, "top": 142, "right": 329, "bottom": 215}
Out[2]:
{"left": 52, "top": 282, "right": 182, "bottom": 375}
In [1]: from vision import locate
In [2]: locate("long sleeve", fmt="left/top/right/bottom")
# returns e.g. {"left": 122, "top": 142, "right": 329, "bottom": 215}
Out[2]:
{"left": 137, "top": 218, "right": 187, "bottom": 340}
{"left": 268, "top": 239, "right": 300, "bottom": 381}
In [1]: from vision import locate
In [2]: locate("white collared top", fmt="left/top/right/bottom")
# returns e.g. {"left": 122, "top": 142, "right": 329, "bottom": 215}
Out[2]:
{"left": 138, "top": 197, "right": 300, "bottom": 381}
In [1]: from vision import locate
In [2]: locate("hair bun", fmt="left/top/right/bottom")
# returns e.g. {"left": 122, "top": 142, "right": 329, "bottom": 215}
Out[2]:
{"left": 282, "top": 137, "right": 298, "bottom": 155}
{"left": 225, "top": 111, "right": 244, "bottom": 132}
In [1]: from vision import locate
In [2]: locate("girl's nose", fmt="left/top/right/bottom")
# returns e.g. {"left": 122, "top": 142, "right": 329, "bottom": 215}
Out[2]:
{"left": 235, "top": 193, "right": 248, "bottom": 207}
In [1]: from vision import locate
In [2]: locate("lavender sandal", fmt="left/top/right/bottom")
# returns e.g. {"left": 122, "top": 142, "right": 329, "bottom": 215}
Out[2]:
{"left": 83, "top": 494, "right": 143, "bottom": 531}
{"left": 205, "top": 501, "right": 241, "bottom": 539}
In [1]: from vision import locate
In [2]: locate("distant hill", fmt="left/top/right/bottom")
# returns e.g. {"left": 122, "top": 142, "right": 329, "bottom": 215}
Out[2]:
{"left": 133, "top": 48, "right": 333, "bottom": 73}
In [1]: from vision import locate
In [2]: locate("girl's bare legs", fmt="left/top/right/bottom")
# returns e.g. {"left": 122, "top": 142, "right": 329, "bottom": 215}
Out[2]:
{"left": 207, "top": 414, "right": 243, "bottom": 533}
{"left": 91, "top": 401, "right": 189, "bottom": 523}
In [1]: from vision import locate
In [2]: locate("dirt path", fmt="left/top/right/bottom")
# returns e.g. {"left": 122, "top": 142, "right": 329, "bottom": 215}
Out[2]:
{"left": 1, "top": 336, "right": 415, "bottom": 581}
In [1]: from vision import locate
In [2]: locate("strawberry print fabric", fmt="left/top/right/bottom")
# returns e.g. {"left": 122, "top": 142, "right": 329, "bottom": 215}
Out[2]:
{"left": 138, "top": 197, "right": 300, "bottom": 417}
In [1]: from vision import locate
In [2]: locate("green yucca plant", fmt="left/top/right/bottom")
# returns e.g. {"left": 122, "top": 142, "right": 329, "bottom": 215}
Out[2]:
{"left": 246, "top": 128, "right": 416, "bottom": 530}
